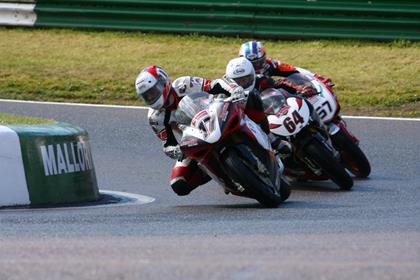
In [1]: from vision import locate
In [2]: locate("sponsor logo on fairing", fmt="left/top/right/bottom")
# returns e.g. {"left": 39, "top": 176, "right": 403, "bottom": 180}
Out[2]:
{"left": 276, "top": 105, "right": 291, "bottom": 116}
{"left": 40, "top": 141, "right": 94, "bottom": 176}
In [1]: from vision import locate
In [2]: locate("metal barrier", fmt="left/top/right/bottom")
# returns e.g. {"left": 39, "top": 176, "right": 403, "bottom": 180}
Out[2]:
{"left": 3, "top": 0, "right": 420, "bottom": 40}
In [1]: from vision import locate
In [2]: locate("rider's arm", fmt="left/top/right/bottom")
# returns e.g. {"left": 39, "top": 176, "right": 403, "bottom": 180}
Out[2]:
{"left": 295, "top": 67, "right": 334, "bottom": 88}
{"left": 256, "top": 75, "right": 276, "bottom": 91}
{"left": 207, "top": 78, "right": 244, "bottom": 97}
{"left": 148, "top": 108, "right": 181, "bottom": 159}
{"left": 172, "top": 76, "right": 212, "bottom": 97}
{"left": 268, "top": 57, "right": 317, "bottom": 78}
{"left": 269, "top": 59, "right": 334, "bottom": 87}
{"left": 274, "top": 79, "right": 317, "bottom": 97}
{"left": 266, "top": 57, "right": 299, "bottom": 77}
{"left": 148, "top": 108, "right": 169, "bottom": 142}
{"left": 273, "top": 79, "right": 302, "bottom": 94}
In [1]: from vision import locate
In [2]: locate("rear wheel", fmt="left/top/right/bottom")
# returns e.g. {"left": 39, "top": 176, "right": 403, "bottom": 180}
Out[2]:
{"left": 331, "top": 130, "right": 371, "bottom": 178}
{"left": 223, "top": 148, "right": 289, "bottom": 208}
{"left": 304, "top": 140, "right": 353, "bottom": 190}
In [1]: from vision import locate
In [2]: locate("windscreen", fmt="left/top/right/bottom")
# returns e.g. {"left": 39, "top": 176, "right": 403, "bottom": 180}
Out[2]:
{"left": 260, "top": 88, "right": 288, "bottom": 115}
{"left": 175, "top": 92, "right": 213, "bottom": 125}
{"left": 284, "top": 73, "right": 314, "bottom": 88}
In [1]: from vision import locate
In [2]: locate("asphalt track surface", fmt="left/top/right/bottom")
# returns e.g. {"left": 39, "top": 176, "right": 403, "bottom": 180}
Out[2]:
{"left": 0, "top": 100, "right": 419, "bottom": 280}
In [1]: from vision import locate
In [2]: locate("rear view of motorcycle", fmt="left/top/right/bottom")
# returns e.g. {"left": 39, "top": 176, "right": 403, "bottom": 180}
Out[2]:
{"left": 174, "top": 92, "right": 290, "bottom": 207}
{"left": 286, "top": 71, "right": 371, "bottom": 178}
{"left": 260, "top": 88, "right": 353, "bottom": 190}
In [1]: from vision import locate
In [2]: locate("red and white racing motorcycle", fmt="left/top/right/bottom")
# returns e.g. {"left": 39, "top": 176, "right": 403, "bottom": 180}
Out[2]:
{"left": 285, "top": 70, "right": 371, "bottom": 178}
{"left": 260, "top": 88, "right": 353, "bottom": 190}
{"left": 174, "top": 92, "right": 290, "bottom": 207}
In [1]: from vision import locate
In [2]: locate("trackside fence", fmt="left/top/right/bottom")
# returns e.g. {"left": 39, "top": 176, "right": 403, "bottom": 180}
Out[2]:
{"left": 1, "top": 0, "right": 420, "bottom": 40}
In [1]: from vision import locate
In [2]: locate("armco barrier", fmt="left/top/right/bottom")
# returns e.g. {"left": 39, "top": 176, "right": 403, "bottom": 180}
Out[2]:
{"left": 0, "top": 123, "right": 99, "bottom": 207}
{"left": 0, "top": 1, "right": 36, "bottom": 26}
{"left": 0, "top": 0, "right": 419, "bottom": 40}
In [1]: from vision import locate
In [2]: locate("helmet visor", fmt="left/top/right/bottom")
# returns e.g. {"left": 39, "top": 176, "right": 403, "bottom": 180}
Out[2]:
{"left": 140, "top": 78, "right": 165, "bottom": 105}
{"left": 233, "top": 74, "right": 254, "bottom": 90}
{"left": 251, "top": 56, "right": 266, "bottom": 72}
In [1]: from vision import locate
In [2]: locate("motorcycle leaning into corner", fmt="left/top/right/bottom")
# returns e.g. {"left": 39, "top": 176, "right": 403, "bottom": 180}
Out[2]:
{"left": 260, "top": 87, "right": 354, "bottom": 190}
{"left": 173, "top": 91, "right": 290, "bottom": 208}
{"left": 283, "top": 70, "right": 371, "bottom": 178}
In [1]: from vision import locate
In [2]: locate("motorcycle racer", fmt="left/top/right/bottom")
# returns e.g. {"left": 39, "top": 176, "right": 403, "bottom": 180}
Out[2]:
{"left": 239, "top": 41, "right": 333, "bottom": 96}
{"left": 223, "top": 57, "right": 270, "bottom": 134}
{"left": 135, "top": 64, "right": 269, "bottom": 196}
{"left": 225, "top": 57, "right": 293, "bottom": 156}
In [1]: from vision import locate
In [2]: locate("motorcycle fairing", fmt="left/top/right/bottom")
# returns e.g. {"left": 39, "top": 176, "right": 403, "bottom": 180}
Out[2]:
{"left": 308, "top": 79, "right": 338, "bottom": 123}
{"left": 267, "top": 97, "right": 311, "bottom": 137}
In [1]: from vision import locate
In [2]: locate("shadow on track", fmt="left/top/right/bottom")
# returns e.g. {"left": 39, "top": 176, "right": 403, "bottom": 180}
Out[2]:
{"left": 174, "top": 200, "right": 343, "bottom": 210}
{"left": 290, "top": 181, "right": 345, "bottom": 192}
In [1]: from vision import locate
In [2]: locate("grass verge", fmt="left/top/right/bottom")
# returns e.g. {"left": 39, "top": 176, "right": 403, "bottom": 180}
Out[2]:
{"left": 0, "top": 112, "right": 54, "bottom": 125}
{"left": 0, "top": 28, "right": 419, "bottom": 117}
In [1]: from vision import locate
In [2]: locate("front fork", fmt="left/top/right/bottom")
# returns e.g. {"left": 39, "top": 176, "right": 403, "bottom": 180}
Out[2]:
{"left": 296, "top": 124, "right": 340, "bottom": 176}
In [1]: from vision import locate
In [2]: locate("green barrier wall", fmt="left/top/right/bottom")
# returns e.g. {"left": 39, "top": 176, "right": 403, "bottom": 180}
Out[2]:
{"left": 34, "top": 0, "right": 420, "bottom": 40}
{"left": 8, "top": 123, "right": 99, "bottom": 205}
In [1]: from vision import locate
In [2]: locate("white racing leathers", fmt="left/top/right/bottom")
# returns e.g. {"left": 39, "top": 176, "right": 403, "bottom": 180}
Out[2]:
{"left": 147, "top": 76, "right": 213, "bottom": 196}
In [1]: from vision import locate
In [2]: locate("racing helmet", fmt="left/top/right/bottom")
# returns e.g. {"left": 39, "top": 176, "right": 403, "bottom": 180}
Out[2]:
{"left": 238, "top": 41, "right": 266, "bottom": 74}
{"left": 135, "top": 66, "right": 171, "bottom": 110}
{"left": 225, "top": 57, "right": 256, "bottom": 92}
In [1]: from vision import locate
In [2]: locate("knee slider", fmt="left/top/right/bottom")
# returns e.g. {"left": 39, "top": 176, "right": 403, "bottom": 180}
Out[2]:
{"left": 171, "top": 180, "right": 194, "bottom": 196}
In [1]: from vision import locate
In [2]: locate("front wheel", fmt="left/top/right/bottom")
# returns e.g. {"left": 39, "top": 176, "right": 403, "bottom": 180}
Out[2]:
{"left": 304, "top": 140, "right": 353, "bottom": 190}
{"left": 331, "top": 130, "right": 371, "bottom": 178}
{"left": 223, "top": 148, "right": 290, "bottom": 208}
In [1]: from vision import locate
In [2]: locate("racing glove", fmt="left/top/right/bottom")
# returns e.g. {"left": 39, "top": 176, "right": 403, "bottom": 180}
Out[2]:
{"left": 299, "top": 86, "right": 318, "bottom": 97}
{"left": 273, "top": 79, "right": 302, "bottom": 94}
{"left": 163, "top": 145, "right": 184, "bottom": 160}
{"left": 274, "top": 79, "right": 317, "bottom": 97}
{"left": 230, "top": 87, "right": 247, "bottom": 103}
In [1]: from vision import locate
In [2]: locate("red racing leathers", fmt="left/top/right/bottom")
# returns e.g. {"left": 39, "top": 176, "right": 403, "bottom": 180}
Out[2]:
{"left": 256, "top": 57, "right": 333, "bottom": 96}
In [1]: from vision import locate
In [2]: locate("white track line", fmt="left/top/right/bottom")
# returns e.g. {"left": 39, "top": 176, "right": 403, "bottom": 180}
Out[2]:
{"left": 341, "top": 115, "right": 420, "bottom": 122}
{"left": 0, "top": 190, "right": 155, "bottom": 212}
{"left": 99, "top": 190, "right": 155, "bottom": 207}
{"left": 0, "top": 99, "right": 148, "bottom": 110}
{"left": 0, "top": 99, "right": 418, "bottom": 121}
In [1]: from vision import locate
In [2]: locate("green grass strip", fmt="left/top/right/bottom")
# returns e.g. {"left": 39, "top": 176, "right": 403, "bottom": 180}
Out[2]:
{"left": 0, "top": 28, "right": 419, "bottom": 117}
{"left": 0, "top": 112, "right": 54, "bottom": 125}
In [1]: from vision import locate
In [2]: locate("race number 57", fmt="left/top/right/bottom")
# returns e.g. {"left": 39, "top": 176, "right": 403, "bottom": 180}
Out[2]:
{"left": 316, "top": 101, "right": 332, "bottom": 120}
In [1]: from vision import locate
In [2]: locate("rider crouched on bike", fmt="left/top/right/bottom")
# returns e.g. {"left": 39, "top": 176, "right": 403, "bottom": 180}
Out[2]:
{"left": 239, "top": 41, "right": 334, "bottom": 97}
{"left": 135, "top": 62, "right": 269, "bottom": 196}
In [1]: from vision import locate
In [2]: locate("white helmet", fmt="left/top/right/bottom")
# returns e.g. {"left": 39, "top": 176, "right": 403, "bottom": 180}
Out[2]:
{"left": 225, "top": 57, "right": 256, "bottom": 92}
{"left": 135, "top": 66, "right": 171, "bottom": 110}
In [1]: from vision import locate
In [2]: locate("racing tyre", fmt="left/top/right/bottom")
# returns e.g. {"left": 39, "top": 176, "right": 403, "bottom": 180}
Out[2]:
{"left": 223, "top": 148, "right": 289, "bottom": 208}
{"left": 304, "top": 140, "right": 353, "bottom": 190}
{"left": 279, "top": 178, "right": 291, "bottom": 202}
{"left": 331, "top": 130, "right": 371, "bottom": 178}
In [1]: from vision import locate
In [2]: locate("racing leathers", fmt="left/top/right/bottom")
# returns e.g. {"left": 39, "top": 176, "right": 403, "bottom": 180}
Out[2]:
{"left": 148, "top": 76, "right": 268, "bottom": 196}
{"left": 256, "top": 57, "right": 333, "bottom": 97}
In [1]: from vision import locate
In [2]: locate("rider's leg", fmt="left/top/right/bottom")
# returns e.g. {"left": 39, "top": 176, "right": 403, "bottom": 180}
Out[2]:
{"left": 170, "top": 157, "right": 211, "bottom": 196}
